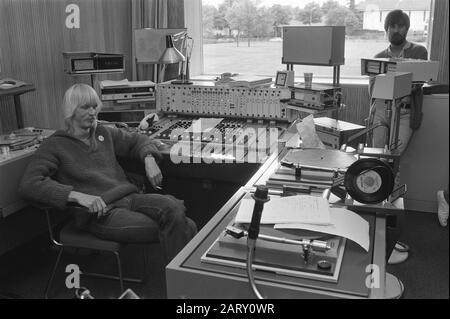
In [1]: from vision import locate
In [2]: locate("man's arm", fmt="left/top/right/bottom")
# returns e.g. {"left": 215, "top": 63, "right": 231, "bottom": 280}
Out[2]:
{"left": 415, "top": 46, "right": 428, "bottom": 60}
{"left": 68, "top": 191, "right": 108, "bottom": 218}
{"left": 106, "top": 126, "right": 164, "bottom": 189}
{"left": 144, "top": 155, "right": 163, "bottom": 189}
{"left": 19, "top": 145, "right": 74, "bottom": 210}
{"left": 107, "top": 126, "right": 163, "bottom": 162}
{"left": 19, "top": 143, "right": 110, "bottom": 215}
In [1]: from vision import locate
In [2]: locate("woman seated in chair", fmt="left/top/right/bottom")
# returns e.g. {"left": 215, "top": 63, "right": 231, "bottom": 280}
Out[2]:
{"left": 19, "top": 83, "right": 197, "bottom": 262}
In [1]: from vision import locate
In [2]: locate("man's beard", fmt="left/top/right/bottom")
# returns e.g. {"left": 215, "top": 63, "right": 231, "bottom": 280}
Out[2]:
{"left": 389, "top": 33, "right": 406, "bottom": 46}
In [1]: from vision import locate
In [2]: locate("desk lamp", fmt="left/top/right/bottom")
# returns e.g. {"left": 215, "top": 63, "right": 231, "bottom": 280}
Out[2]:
{"left": 160, "top": 33, "right": 193, "bottom": 85}
{"left": 172, "top": 34, "right": 193, "bottom": 85}
{"left": 160, "top": 34, "right": 185, "bottom": 65}
{"left": 159, "top": 34, "right": 193, "bottom": 84}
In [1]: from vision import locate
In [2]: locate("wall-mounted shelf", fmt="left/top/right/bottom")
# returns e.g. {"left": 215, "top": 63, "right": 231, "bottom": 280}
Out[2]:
{"left": 0, "top": 81, "right": 36, "bottom": 129}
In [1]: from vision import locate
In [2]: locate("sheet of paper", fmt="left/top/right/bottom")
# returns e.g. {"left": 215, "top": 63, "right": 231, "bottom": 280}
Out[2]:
{"left": 185, "top": 118, "right": 224, "bottom": 133}
{"left": 128, "top": 80, "right": 155, "bottom": 87}
{"left": 234, "top": 195, "right": 331, "bottom": 225}
{"left": 274, "top": 208, "right": 370, "bottom": 252}
{"left": 100, "top": 79, "right": 155, "bottom": 88}
{"left": 285, "top": 133, "right": 300, "bottom": 148}
{"left": 100, "top": 79, "right": 129, "bottom": 87}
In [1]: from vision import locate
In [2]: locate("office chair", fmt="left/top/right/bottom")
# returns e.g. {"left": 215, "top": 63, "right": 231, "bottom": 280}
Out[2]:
{"left": 38, "top": 204, "right": 156, "bottom": 299}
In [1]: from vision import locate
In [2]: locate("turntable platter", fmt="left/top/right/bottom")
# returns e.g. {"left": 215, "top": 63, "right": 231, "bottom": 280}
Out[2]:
{"left": 283, "top": 149, "right": 357, "bottom": 170}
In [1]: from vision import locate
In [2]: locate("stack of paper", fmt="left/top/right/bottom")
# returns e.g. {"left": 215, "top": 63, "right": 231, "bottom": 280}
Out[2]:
{"left": 100, "top": 79, "right": 155, "bottom": 88}
{"left": 275, "top": 208, "right": 370, "bottom": 252}
{"left": 235, "top": 195, "right": 370, "bottom": 251}
{"left": 235, "top": 195, "right": 332, "bottom": 225}
{"left": 215, "top": 75, "right": 272, "bottom": 89}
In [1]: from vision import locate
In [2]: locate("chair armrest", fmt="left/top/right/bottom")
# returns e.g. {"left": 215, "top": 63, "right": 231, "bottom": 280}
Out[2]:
{"left": 30, "top": 202, "right": 87, "bottom": 228}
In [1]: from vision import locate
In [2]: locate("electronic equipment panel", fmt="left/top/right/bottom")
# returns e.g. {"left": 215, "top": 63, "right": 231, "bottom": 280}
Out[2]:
{"left": 288, "top": 84, "right": 341, "bottom": 110}
{"left": 314, "top": 117, "right": 366, "bottom": 150}
{"left": 144, "top": 116, "right": 287, "bottom": 164}
{"left": 361, "top": 58, "right": 439, "bottom": 82}
{"left": 282, "top": 26, "right": 345, "bottom": 66}
{"left": 100, "top": 81, "right": 156, "bottom": 103}
{"left": 156, "top": 82, "right": 290, "bottom": 121}
{"left": 63, "top": 52, "right": 124, "bottom": 74}
{"left": 202, "top": 224, "right": 346, "bottom": 283}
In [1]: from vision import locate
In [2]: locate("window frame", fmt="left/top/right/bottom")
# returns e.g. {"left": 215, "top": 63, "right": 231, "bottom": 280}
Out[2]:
{"left": 185, "top": 0, "right": 435, "bottom": 85}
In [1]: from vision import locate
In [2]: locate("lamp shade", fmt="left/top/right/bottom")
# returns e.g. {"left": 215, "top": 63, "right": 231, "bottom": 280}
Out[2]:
{"left": 159, "top": 35, "right": 185, "bottom": 64}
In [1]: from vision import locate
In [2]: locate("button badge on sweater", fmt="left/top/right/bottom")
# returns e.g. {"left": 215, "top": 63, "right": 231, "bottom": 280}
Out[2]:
{"left": 98, "top": 135, "right": 104, "bottom": 142}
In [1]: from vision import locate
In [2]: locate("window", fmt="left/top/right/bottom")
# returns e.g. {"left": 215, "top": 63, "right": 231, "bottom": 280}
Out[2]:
{"left": 193, "top": 0, "right": 431, "bottom": 80}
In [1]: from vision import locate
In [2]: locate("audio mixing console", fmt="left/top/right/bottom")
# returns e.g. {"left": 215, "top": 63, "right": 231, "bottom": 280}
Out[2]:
{"left": 145, "top": 116, "right": 287, "bottom": 164}
{"left": 138, "top": 81, "right": 294, "bottom": 163}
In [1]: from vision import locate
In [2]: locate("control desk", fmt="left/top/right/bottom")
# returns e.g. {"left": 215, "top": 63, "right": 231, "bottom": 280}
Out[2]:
{"left": 139, "top": 81, "right": 293, "bottom": 168}
{"left": 144, "top": 116, "right": 286, "bottom": 165}
{"left": 166, "top": 150, "right": 390, "bottom": 299}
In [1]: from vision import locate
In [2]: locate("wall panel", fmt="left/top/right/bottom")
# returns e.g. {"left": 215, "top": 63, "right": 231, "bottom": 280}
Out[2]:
{"left": 339, "top": 84, "right": 371, "bottom": 126}
{"left": 0, "top": 0, "right": 373, "bottom": 134}
{"left": 0, "top": 0, "right": 133, "bottom": 133}
{"left": 430, "top": 0, "right": 449, "bottom": 84}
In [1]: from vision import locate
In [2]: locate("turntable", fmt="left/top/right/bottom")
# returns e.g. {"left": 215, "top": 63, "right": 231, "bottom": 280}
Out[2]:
{"left": 266, "top": 148, "right": 357, "bottom": 194}
{"left": 326, "top": 157, "right": 406, "bottom": 215}
{"left": 201, "top": 222, "right": 346, "bottom": 283}
{"left": 266, "top": 148, "right": 405, "bottom": 214}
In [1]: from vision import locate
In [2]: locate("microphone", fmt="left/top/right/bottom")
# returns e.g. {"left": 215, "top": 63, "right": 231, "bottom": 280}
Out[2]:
{"left": 246, "top": 185, "right": 269, "bottom": 299}
{"left": 248, "top": 185, "right": 270, "bottom": 241}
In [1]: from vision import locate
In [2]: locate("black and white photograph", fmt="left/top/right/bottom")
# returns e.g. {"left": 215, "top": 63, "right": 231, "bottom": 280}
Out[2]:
{"left": 0, "top": 0, "right": 448, "bottom": 304}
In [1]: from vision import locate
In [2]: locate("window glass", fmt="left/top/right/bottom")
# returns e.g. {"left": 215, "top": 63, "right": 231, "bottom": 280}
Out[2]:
{"left": 201, "top": 0, "right": 431, "bottom": 79}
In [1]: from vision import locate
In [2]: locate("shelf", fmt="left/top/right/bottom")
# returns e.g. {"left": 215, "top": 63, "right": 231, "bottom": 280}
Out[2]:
{"left": 0, "top": 84, "right": 35, "bottom": 97}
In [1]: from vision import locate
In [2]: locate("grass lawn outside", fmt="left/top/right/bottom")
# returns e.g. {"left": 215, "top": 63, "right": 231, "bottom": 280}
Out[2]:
{"left": 203, "top": 39, "right": 428, "bottom": 79}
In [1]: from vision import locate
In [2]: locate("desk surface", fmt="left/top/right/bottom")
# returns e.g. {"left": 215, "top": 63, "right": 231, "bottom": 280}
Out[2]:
{"left": 166, "top": 151, "right": 387, "bottom": 299}
{"left": 0, "top": 129, "right": 54, "bottom": 217}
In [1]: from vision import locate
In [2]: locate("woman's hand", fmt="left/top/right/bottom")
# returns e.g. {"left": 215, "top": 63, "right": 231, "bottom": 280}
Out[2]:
{"left": 68, "top": 191, "right": 108, "bottom": 218}
{"left": 144, "top": 155, "right": 163, "bottom": 190}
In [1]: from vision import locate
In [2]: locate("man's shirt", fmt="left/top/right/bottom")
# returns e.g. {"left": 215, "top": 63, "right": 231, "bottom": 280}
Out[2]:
{"left": 374, "top": 40, "right": 428, "bottom": 60}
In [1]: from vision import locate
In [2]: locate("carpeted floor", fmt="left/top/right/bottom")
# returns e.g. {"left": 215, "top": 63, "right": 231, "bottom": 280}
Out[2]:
{"left": 0, "top": 210, "right": 448, "bottom": 299}
{"left": 387, "top": 211, "right": 449, "bottom": 299}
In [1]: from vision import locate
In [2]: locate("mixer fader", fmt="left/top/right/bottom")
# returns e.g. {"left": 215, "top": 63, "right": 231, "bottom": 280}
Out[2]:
{"left": 145, "top": 116, "right": 287, "bottom": 163}
{"left": 144, "top": 81, "right": 291, "bottom": 163}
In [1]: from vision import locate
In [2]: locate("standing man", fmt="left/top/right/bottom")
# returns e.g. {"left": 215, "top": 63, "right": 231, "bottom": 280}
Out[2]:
{"left": 366, "top": 10, "right": 428, "bottom": 298}
{"left": 369, "top": 9, "right": 428, "bottom": 153}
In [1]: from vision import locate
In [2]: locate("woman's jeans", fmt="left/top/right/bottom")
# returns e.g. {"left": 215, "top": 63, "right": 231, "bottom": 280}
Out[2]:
{"left": 88, "top": 193, "right": 197, "bottom": 262}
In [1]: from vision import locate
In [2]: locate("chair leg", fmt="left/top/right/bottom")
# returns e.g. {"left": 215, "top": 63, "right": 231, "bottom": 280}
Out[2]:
{"left": 113, "top": 251, "right": 124, "bottom": 294}
{"left": 44, "top": 246, "right": 64, "bottom": 299}
{"left": 141, "top": 245, "right": 149, "bottom": 282}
